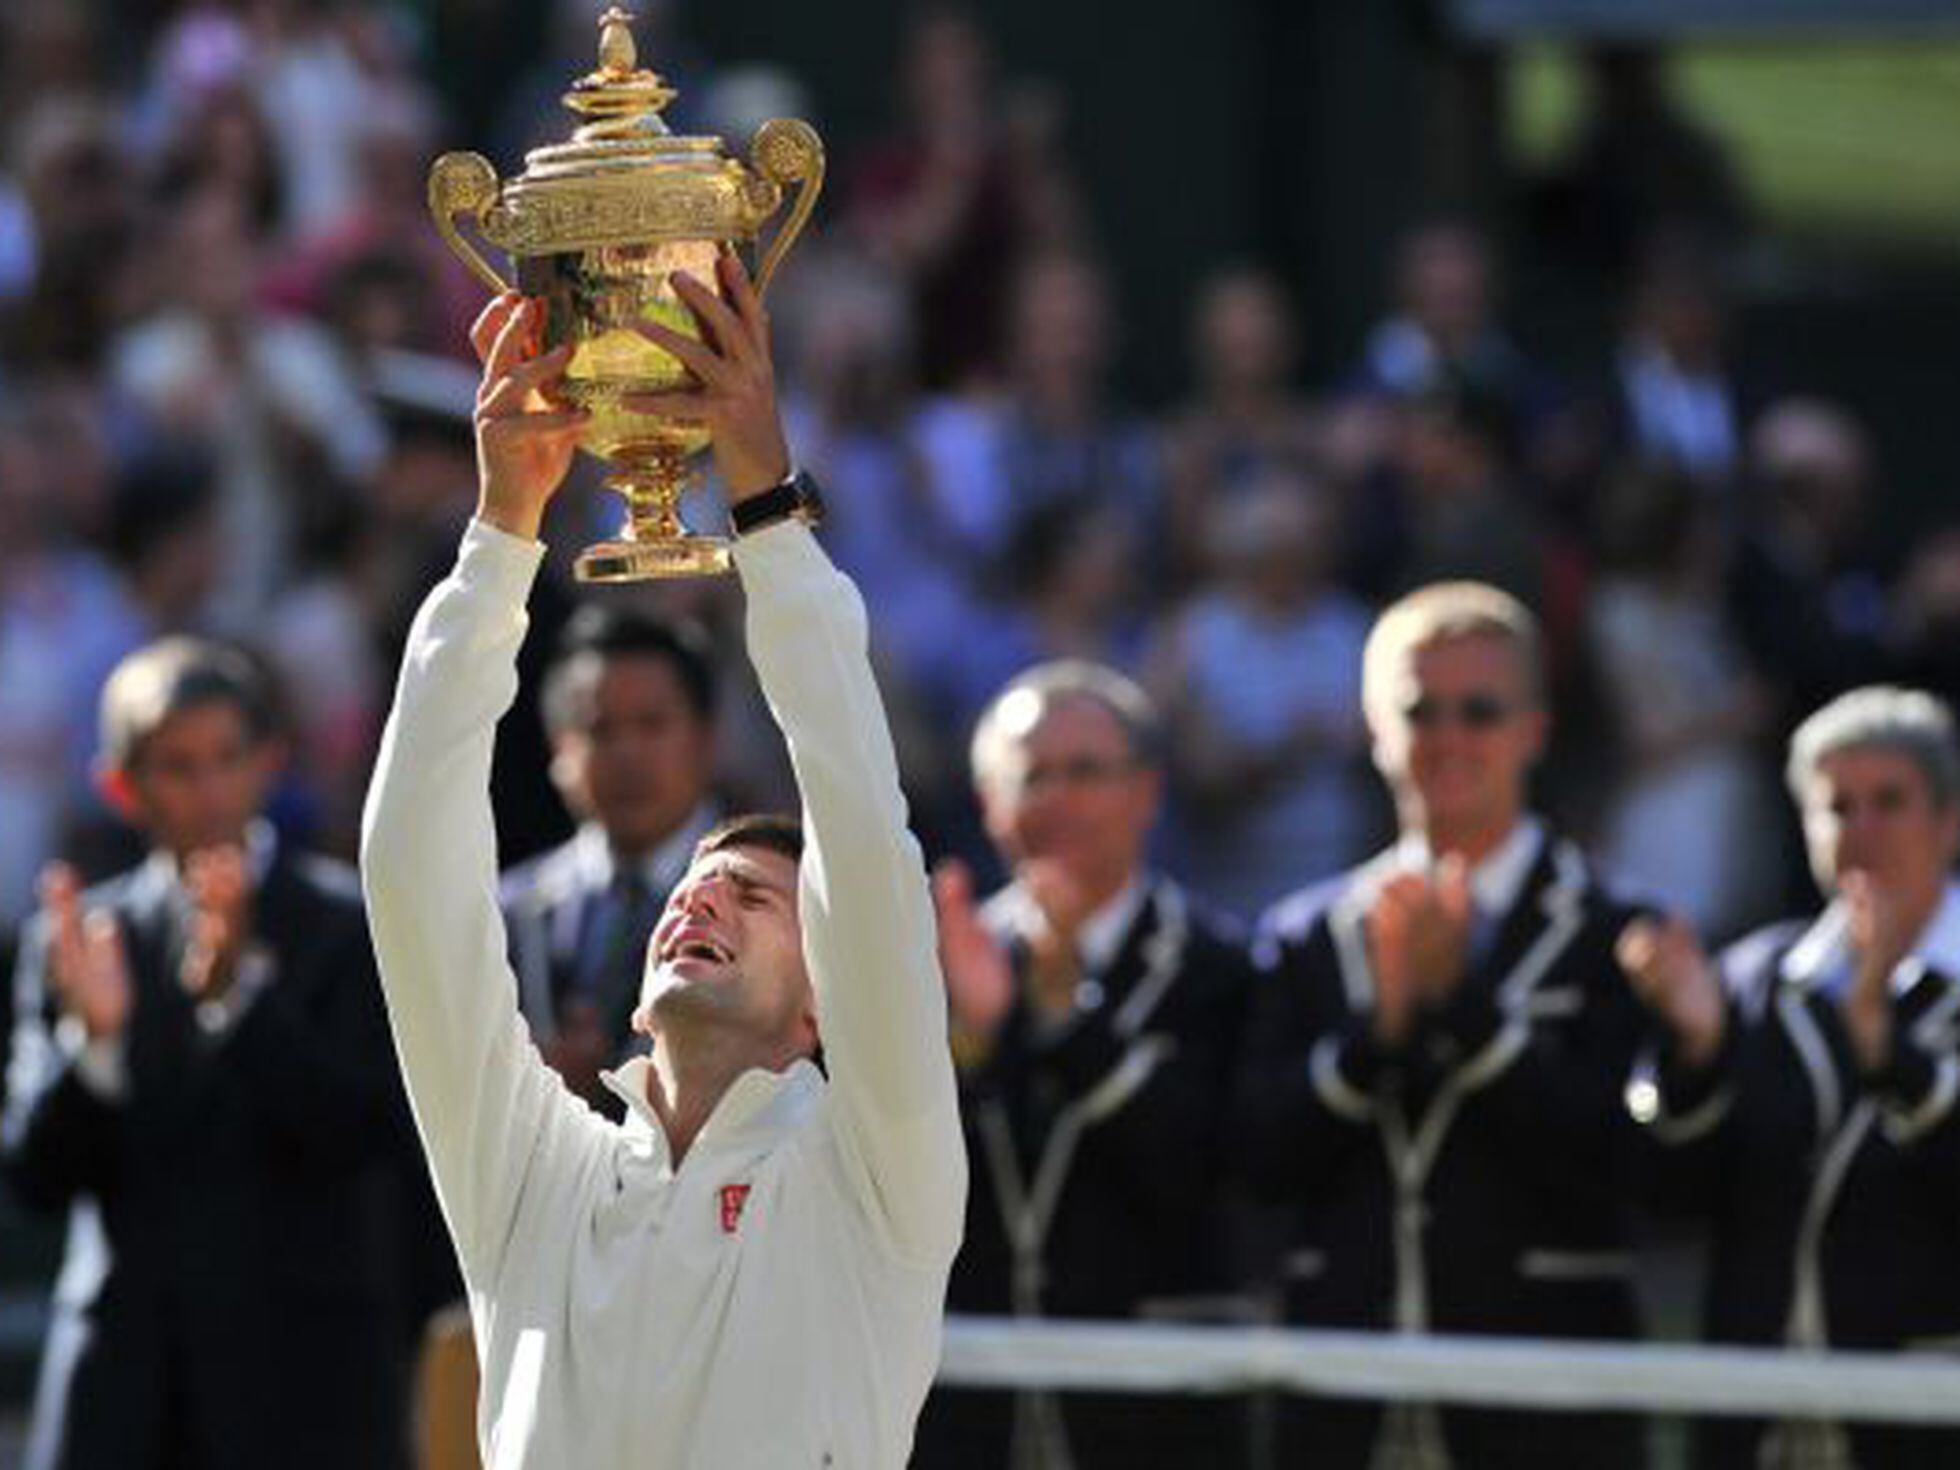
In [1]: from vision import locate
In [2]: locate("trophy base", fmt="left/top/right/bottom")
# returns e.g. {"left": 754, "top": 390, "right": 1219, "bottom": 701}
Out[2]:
{"left": 574, "top": 534, "right": 733, "bottom": 582}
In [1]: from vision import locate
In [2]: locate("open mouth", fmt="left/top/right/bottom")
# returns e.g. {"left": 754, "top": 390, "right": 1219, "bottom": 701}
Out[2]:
{"left": 663, "top": 934, "right": 734, "bottom": 966}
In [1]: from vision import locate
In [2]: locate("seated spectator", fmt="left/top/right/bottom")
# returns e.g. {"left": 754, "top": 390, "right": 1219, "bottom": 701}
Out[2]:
{"left": 1623, "top": 686, "right": 1960, "bottom": 1470}
{"left": 4, "top": 637, "right": 420, "bottom": 1470}
{"left": 1238, "top": 582, "right": 1653, "bottom": 1470}
{"left": 1148, "top": 471, "right": 1375, "bottom": 918}
{"left": 500, "top": 606, "right": 724, "bottom": 1115}
{"left": 918, "top": 661, "right": 1252, "bottom": 1469}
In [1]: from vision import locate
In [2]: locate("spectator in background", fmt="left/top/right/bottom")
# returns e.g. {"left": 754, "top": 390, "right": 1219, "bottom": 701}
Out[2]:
{"left": 919, "top": 661, "right": 1252, "bottom": 1470}
{"left": 1589, "top": 468, "right": 1782, "bottom": 941}
{"left": 1238, "top": 583, "right": 1651, "bottom": 1470}
{"left": 109, "top": 185, "right": 386, "bottom": 636}
{"left": 149, "top": 81, "right": 285, "bottom": 240}
{"left": 849, "top": 6, "right": 1068, "bottom": 390}
{"left": 499, "top": 607, "right": 723, "bottom": 1116}
{"left": 1384, "top": 377, "right": 1550, "bottom": 617}
{"left": 1163, "top": 264, "right": 1324, "bottom": 589}
{"left": 0, "top": 396, "right": 144, "bottom": 926}
{"left": 915, "top": 249, "right": 1162, "bottom": 579}
{"left": 4, "top": 638, "right": 419, "bottom": 1470}
{"left": 1606, "top": 230, "right": 1759, "bottom": 492}
{"left": 1623, "top": 686, "right": 1960, "bottom": 1470}
{"left": 249, "top": 0, "right": 423, "bottom": 241}
{"left": 0, "top": 96, "right": 141, "bottom": 375}
{"left": 919, "top": 496, "right": 1154, "bottom": 757}
{"left": 1148, "top": 471, "right": 1375, "bottom": 919}
{"left": 1731, "top": 398, "right": 1897, "bottom": 718}
{"left": 259, "top": 89, "right": 482, "bottom": 359}
{"left": 1354, "top": 219, "right": 1547, "bottom": 437}
{"left": 101, "top": 440, "right": 225, "bottom": 639}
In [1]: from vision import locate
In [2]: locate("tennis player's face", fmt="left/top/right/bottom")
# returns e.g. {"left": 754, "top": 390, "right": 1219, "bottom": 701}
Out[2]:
{"left": 1803, "top": 746, "right": 1960, "bottom": 907}
{"left": 1370, "top": 634, "right": 1545, "bottom": 844}
{"left": 638, "top": 845, "right": 816, "bottom": 1059}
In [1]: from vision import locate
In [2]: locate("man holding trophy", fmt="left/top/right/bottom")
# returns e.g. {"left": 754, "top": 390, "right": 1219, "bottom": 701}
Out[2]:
{"left": 360, "top": 247, "right": 965, "bottom": 1466}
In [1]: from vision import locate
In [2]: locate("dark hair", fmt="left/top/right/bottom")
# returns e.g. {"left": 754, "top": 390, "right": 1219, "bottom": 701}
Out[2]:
{"left": 693, "top": 812, "right": 804, "bottom": 867}
{"left": 99, "top": 637, "right": 278, "bottom": 771}
{"left": 541, "top": 605, "right": 718, "bottom": 734}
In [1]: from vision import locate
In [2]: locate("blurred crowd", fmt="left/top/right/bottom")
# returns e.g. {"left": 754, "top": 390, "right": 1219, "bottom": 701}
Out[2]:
{"left": 5, "top": 1, "right": 1960, "bottom": 1468}
{"left": 6, "top": 0, "right": 1960, "bottom": 940}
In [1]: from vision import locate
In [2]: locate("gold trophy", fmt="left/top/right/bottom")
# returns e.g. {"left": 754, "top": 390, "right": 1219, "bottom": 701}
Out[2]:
{"left": 429, "top": 7, "right": 823, "bottom": 579}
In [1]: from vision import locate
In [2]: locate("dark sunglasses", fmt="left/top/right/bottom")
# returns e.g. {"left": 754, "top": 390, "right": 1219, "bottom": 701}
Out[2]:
{"left": 1403, "top": 693, "right": 1518, "bottom": 730}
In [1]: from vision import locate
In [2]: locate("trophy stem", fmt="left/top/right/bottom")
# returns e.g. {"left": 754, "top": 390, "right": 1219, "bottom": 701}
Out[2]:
{"left": 575, "top": 448, "right": 732, "bottom": 582}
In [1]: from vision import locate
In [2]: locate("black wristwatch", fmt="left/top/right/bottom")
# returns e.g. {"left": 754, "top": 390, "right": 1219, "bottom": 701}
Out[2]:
{"left": 729, "top": 468, "right": 826, "bottom": 537}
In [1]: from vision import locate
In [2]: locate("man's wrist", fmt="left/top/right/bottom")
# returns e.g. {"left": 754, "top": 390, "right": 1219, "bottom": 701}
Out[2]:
{"left": 474, "top": 492, "right": 543, "bottom": 543}
{"left": 723, "top": 443, "right": 794, "bottom": 504}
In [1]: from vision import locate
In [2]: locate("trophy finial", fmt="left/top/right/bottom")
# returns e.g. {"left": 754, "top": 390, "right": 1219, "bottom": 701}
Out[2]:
{"left": 597, "top": 7, "right": 638, "bottom": 75}
{"left": 565, "top": 5, "right": 674, "bottom": 131}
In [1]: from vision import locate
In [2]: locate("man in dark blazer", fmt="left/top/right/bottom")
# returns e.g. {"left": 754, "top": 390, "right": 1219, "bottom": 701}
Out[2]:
{"left": 1239, "top": 581, "right": 1651, "bottom": 1470}
{"left": 914, "top": 660, "right": 1253, "bottom": 1470}
{"left": 1622, "top": 685, "right": 1960, "bottom": 1470}
{"left": 498, "top": 604, "right": 722, "bottom": 1114}
{"left": 3, "top": 637, "right": 416, "bottom": 1470}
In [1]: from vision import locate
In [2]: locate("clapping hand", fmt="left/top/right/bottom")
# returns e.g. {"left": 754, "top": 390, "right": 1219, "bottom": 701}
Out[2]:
{"left": 1617, "top": 915, "right": 1727, "bottom": 1071}
{"left": 932, "top": 859, "right": 1016, "bottom": 1045}
{"left": 38, "top": 863, "right": 131, "bottom": 1042}
{"left": 1365, "top": 859, "right": 1473, "bottom": 1047}
{"left": 180, "top": 845, "right": 253, "bottom": 1002}
{"left": 1840, "top": 872, "right": 1909, "bottom": 1072}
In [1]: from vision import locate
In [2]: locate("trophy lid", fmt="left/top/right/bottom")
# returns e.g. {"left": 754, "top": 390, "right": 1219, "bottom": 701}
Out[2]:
{"left": 443, "top": 6, "right": 814, "bottom": 257}
{"left": 516, "top": 6, "right": 726, "bottom": 183}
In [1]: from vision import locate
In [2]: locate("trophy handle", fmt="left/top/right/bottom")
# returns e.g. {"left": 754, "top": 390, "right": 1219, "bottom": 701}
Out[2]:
{"left": 748, "top": 119, "right": 825, "bottom": 297}
{"left": 428, "top": 151, "right": 515, "bottom": 295}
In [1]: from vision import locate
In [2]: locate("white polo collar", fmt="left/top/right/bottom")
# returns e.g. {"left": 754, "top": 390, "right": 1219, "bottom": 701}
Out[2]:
{"left": 601, "top": 1054, "right": 826, "bottom": 1165}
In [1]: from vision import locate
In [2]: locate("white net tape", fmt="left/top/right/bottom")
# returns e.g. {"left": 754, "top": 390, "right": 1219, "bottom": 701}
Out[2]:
{"left": 939, "top": 1318, "right": 1960, "bottom": 1425}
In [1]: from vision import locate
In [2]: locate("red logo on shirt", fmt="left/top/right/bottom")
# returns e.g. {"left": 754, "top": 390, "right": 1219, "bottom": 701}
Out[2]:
{"left": 718, "top": 1183, "right": 752, "bottom": 1234}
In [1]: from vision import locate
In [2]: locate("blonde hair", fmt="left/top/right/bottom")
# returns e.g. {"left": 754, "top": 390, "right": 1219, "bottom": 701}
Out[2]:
{"left": 1362, "top": 581, "right": 1543, "bottom": 722}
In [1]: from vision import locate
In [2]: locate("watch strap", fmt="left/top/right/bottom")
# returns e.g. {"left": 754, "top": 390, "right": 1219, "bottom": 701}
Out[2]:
{"left": 730, "top": 470, "right": 824, "bottom": 537}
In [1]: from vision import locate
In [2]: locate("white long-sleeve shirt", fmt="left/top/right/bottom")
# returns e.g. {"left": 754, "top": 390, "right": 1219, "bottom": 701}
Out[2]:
{"left": 361, "top": 519, "right": 966, "bottom": 1470}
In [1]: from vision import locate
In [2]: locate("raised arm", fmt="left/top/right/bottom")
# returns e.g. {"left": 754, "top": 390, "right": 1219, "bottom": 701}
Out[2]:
{"left": 634, "top": 255, "right": 965, "bottom": 1269}
{"left": 359, "top": 295, "right": 605, "bottom": 1283}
